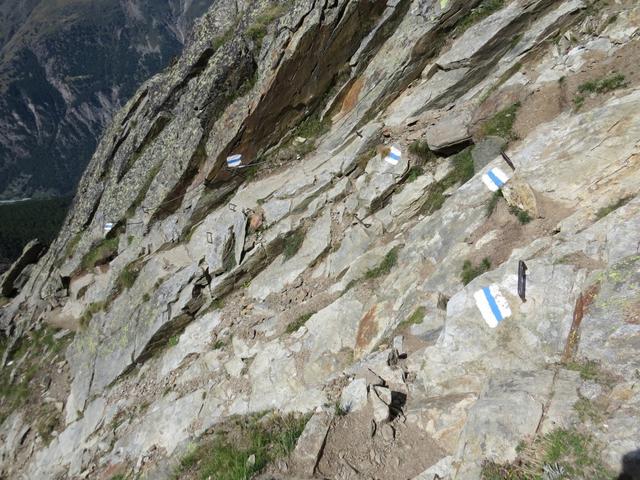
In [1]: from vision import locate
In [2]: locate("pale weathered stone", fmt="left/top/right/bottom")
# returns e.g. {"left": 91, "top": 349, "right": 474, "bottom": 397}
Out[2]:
{"left": 340, "top": 378, "right": 368, "bottom": 413}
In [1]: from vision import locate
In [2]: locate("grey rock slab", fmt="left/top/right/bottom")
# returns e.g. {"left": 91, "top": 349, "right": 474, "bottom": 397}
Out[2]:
{"left": 331, "top": 242, "right": 401, "bottom": 293}
{"left": 454, "top": 370, "right": 554, "bottom": 477}
{"left": 540, "top": 369, "right": 580, "bottom": 434}
{"left": 225, "top": 357, "right": 245, "bottom": 378}
{"left": 472, "top": 136, "right": 507, "bottom": 171}
{"left": 425, "top": 108, "right": 472, "bottom": 153}
{"left": 292, "top": 411, "right": 331, "bottom": 476}
{"left": 374, "top": 173, "right": 436, "bottom": 232}
{"left": 326, "top": 225, "right": 373, "bottom": 278}
{"left": 437, "top": 0, "right": 528, "bottom": 70}
{"left": 371, "top": 386, "right": 391, "bottom": 423}
{"left": 578, "top": 255, "right": 640, "bottom": 382}
{"left": 412, "top": 456, "right": 453, "bottom": 480}
{"left": 160, "top": 310, "right": 221, "bottom": 376}
{"left": 340, "top": 378, "right": 368, "bottom": 413}
{"left": 248, "top": 209, "right": 332, "bottom": 301}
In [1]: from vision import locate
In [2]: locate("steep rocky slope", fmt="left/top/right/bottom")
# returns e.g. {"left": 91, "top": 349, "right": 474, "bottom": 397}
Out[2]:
{"left": 1, "top": 0, "right": 640, "bottom": 479}
{"left": 0, "top": 0, "right": 214, "bottom": 199}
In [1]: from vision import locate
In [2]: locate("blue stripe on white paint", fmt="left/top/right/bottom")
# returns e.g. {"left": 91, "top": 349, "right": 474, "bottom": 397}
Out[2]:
{"left": 473, "top": 285, "right": 512, "bottom": 328}
{"left": 481, "top": 167, "right": 510, "bottom": 192}
{"left": 483, "top": 287, "right": 504, "bottom": 322}
{"left": 487, "top": 169, "right": 505, "bottom": 188}
{"left": 384, "top": 146, "right": 402, "bottom": 166}
{"left": 227, "top": 154, "right": 242, "bottom": 167}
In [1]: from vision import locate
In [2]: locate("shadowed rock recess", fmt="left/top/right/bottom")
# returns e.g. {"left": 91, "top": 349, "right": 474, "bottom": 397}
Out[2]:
{"left": 1, "top": 0, "right": 640, "bottom": 478}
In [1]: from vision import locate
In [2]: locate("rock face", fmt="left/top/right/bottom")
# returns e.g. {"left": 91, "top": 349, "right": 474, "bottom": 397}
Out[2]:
{"left": 0, "top": 0, "right": 214, "bottom": 199}
{"left": 2, "top": 0, "right": 640, "bottom": 479}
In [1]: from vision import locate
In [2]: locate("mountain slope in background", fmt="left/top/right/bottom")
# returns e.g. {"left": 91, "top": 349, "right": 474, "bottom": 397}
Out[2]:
{"left": 0, "top": 0, "right": 214, "bottom": 200}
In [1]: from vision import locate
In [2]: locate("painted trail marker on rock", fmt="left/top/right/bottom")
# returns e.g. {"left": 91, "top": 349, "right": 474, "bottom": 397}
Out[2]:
{"left": 103, "top": 222, "right": 114, "bottom": 235}
{"left": 384, "top": 146, "right": 402, "bottom": 166}
{"left": 481, "top": 167, "right": 509, "bottom": 192}
{"left": 474, "top": 285, "right": 512, "bottom": 328}
{"left": 227, "top": 154, "right": 242, "bottom": 168}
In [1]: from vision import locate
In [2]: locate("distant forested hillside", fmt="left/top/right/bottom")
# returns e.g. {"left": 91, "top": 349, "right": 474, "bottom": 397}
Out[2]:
{"left": 0, "top": 197, "right": 72, "bottom": 270}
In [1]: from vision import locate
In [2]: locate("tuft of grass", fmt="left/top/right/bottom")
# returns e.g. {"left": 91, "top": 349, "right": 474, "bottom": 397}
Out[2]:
{"left": 405, "top": 166, "right": 424, "bottom": 183}
{"left": 408, "top": 140, "right": 437, "bottom": 163}
{"left": 116, "top": 261, "right": 141, "bottom": 291}
{"left": 573, "top": 396, "right": 605, "bottom": 423}
{"left": 421, "top": 147, "right": 475, "bottom": 215}
{"left": 455, "top": 0, "right": 505, "bottom": 35}
{"left": 564, "top": 359, "right": 615, "bottom": 386}
{"left": 80, "top": 237, "right": 119, "bottom": 271}
{"left": 174, "top": 413, "right": 309, "bottom": 480}
{"left": 487, "top": 190, "right": 503, "bottom": 217}
{"left": 398, "top": 306, "right": 427, "bottom": 330}
{"left": 212, "top": 339, "right": 227, "bottom": 350}
{"left": 461, "top": 258, "right": 491, "bottom": 285}
{"left": 168, "top": 335, "right": 180, "bottom": 348}
{"left": 283, "top": 230, "right": 305, "bottom": 261}
{"left": 574, "top": 74, "right": 627, "bottom": 111}
{"left": 481, "top": 427, "right": 615, "bottom": 480}
{"left": 480, "top": 102, "right": 521, "bottom": 140}
{"left": 142, "top": 293, "right": 151, "bottom": 302}
{"left": 285, "top": 312, "right": 314, "bottom": 334}
{"left": 595, "top": 195, "right": 633, "bottom": 220}
{"left": 246, "top": 5, "right": 287, "bottom": 49}
{"left": 334, "top": 402, "right": 349, "bottom": 417}
{"left": 365, "top": 246, "right": 400, "bottom": 280}
{"left": 80, "top": 301, "right": 107, "bottom": 328}
{"left": 509, "top": 205, "right": 532, "bottom": 224}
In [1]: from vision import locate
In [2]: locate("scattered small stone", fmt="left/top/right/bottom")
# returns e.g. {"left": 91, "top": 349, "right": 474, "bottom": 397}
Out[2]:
{"left": 381, "top": 424, "right": 395, "bottom": 443}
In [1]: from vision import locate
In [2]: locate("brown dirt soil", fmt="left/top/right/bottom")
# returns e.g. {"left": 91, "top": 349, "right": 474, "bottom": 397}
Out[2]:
{"left": 466, "top": 191, "right": 572, "bottom": 269}
{"left": 316, "top": 405, "right": 445, "bottom": 480}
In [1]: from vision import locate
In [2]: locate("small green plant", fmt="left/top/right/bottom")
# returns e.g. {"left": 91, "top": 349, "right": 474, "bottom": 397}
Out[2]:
{"left": 461, "top": 258, "right": 491, "bottom": 285}
{"left": 168, "top": 335, "right": 180, "bottom": 347}
{"left": 486, "top": 190, "right": 503, "bottom": 217}
{"left": 398, "top": 306, "right": 427, "bottom": 330}
{"left": 455, "top": 0, "right": 505, "bottom": 34}
{"left": 365, "top": 246, "right": 400, "bottom": 280}
{"left": 408, "top": 140, "right": 436, "bottom": 163}
{"left": 481, "top": 427, "right": 615, "bottom": 480}
{"left": 595, "top": 195, "right": 633, "bottom": 220}
{"left": 80, "top": 301, "right": 107, "bottom": 328}
{"left": 509, "top": 205, "right": 531, "bottom": 224}
{"left": 405, "top": 166, "right": 424, "bottom": 183}
{"left": 564, "top": 359, "right": 614, "bottom": 386}
{"left": 285, "top": 312, "right": 314, "bottom": 334}
{"left": 334, "top": 401, "right": 349, "bottom": 417}
{"left": 480, "top": 102, "right": 521, "bottom": 140}
{"left": 80, "top": 237, "right": 119, "bottom": 271}
{"left": 174, "top": 413, "right": 309, "bottom": 479}
{"left": 142, "top": 293, "right": 150, "bottom": 302}
{"left": 573, "top": 396, "right": 605, "bottom": 423}
{"left": 116, "top": 261, "right": 141, "bottom": 291}
{"left": 421, "top": 147, "right": 475, "bottom": 215}
{"left": 574, "top": 74, "right": 627, "bottom": 111}
{"left": 246, "top": 5, "right": 287, "bottom": 49}
{"left": 212, "top": 339, "right": 227, "bottom": 350}
{"left": 283, "top": 230, "right": 305, "bottom": 261}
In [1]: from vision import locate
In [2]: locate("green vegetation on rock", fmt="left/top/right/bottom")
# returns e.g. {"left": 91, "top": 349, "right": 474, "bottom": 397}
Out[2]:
{"left": 487, "top": 190, "right": 504, "bottom": 217}
{"left": 286, "top": 312, "right": 314, "bottom": 334}
{"left": 421, "top": 147, "right": 475, "bottom": 215}
{"left": 81, "top": 237, "right": 119, "bottom": 271}
{"left": 174, "top": 412, "right": 309, "bottom": 480}
{"left": 481, "top": 428, "right": 615, "bottom": 480}
{"left": 455, "top": 0, "right": 505, "bottom": 35}
{"left": 574, "top": 73, "right": 627, "bottom": 110}
{"left": 595, "top": 195, "right": 633, "bottom": 220}
{"left": 480, "top": 102, "right": 521, "bottom": 141}
{"left": 409, "top": 140, "right": 437, "bottom": 163}
{"left": 283, "top": 230, "right": 305, "bottom": 261}
{"left": 461, "top": 258, "right": 492, "bottom": 285}
{"left": 247, "top": 5, "right": 287, "bottom": 49}
{"left": 398, "top": 306, "right": 427, "bottom": 331}
{"left": 509, "top": 205, "right": 532, "bottom": 224}
{"left": 366, "top": 246, "right": 400, "bottom": 280}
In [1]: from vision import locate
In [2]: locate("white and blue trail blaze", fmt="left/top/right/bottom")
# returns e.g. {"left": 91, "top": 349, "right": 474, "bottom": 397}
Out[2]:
{"left": 473, "top": 285, "right": 512, "bottom": 328}
{"left": 481, "top": 167, "right": 510, "bottom": 192}
{"left": 227, "top": 154, "right": 242, "bottom": 168}
{"left": 103, "top": 222, "right": 114, "bottom": 235}
{"left": 384, "top": 146, "right": 402, "bottom": 166}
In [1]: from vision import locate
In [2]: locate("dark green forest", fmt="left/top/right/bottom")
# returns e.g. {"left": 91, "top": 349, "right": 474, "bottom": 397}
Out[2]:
{"left": 0, "top": 197, "right": 71, "bottom": 267}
